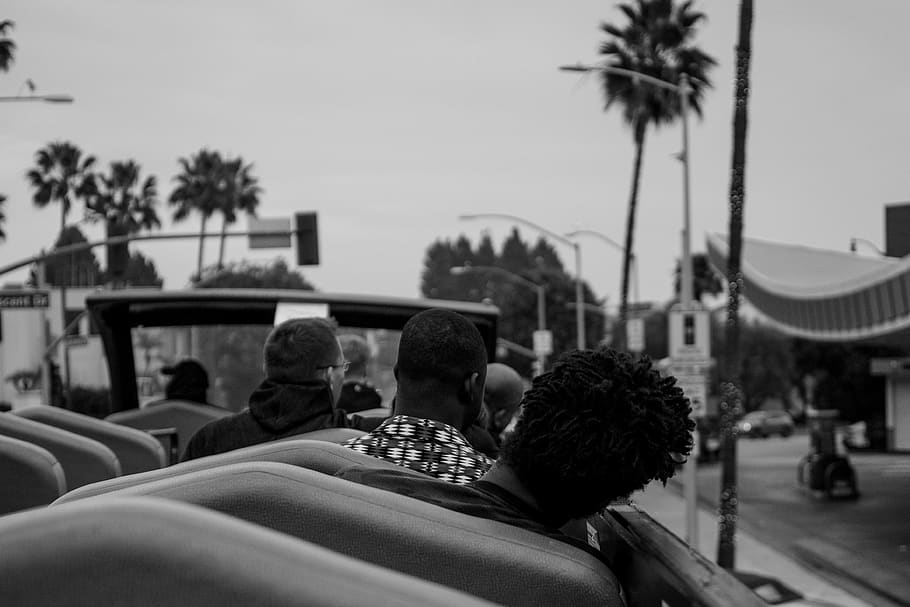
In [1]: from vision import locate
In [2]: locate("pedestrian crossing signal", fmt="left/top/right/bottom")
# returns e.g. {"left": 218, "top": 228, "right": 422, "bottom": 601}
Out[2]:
{"left": 295, "top": 212, "right": 319, "bottom": 266}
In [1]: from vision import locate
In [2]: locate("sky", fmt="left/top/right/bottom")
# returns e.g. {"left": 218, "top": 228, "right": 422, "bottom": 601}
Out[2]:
{"left": 2, "top": 1, "right": 908, "bottom": 312}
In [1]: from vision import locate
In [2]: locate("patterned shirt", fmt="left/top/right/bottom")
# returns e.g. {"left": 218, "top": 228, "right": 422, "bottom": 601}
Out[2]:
{"left": 342, "top": 415, "right": 494, "bottom": 485}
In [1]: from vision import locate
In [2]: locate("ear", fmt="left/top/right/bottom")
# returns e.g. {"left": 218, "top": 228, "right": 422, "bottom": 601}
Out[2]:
{"left": 461, "top": 372, "right": 485, "bottom": 424}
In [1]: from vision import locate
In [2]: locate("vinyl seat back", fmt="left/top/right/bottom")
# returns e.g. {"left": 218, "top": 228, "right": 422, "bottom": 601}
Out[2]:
{"left": 0, "top": 414, "right": 120, "bottom": 489}
{"left": 15, "top": 405, "right": 166, "bottom": 474}
{"left": 0, "top": 435, "right": 67, "bottom": 514}
{"left": 0, "top": 496, "right": 495, "bottom": 607}
{"left": 65, "top": 461, "right": 622, "bottom": 607}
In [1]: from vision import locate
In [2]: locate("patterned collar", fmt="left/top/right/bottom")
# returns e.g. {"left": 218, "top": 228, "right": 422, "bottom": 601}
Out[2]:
{"left": 343, "top": 414, "right": 493, "bottom": 485}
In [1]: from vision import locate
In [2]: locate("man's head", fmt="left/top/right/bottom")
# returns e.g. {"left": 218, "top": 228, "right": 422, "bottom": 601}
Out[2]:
{"left": 394, "top": 308, "right": 488, "bottom": 429}
{"left": 482, "top": 363, "right": 525, "bottom": 438}
{"left": 162, "top": 359, "right": 210, "bottom": 404}
{"left": 338, "top": 333, "right": 371, "bottom": 378}
{"left": 498, "top": 347, "right": 694, "bottom": 522}
{"left": 262, "top": 317, "right": 346, "bottom": 403}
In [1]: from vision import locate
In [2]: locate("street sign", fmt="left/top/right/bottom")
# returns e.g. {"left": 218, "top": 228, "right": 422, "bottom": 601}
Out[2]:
{"left": 668, "top": 359, "right": 712, "bottom": 419}
{"left": 674, "top": 375, "right": 707, "bottom": 418}
{"left": 0, "top": 290, "right": 50, "bottom": 309}
{"left": 627, "top": 317, "right": 645, "bottom": 352}
{"left": 249, "top": 217, "right": 292, "bottom": 249}
{"left": 533, "top": 329, "right": 553, "bottom": 356}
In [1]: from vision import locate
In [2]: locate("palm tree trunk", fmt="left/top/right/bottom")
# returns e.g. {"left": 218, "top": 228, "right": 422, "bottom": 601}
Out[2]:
{"left": 196, "top": 215, "right": 208, "bottom": 282}
{"left": 717, "top": 0, "right": 754, "bottom": 570}
{"left": 618, "top": 120, "right": 647, "bottom": 351}
{"left": 217, "top": 215, "right": 228, "bottom": 270}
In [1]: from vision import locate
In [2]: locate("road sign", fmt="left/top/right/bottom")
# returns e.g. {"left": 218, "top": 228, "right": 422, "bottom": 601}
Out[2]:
{"left": 533, "top": 329, "right": 553, "bottom": 356}
{"left": 0, "top": 290, "right": 49, "bottom": 309}
{"left": 627, "top": 317, "right": 645, "bottom": 352}
{"left": 674, "top": 375, "right": 707, "bottom": 418}
{"left": 249, "top": 217, "right": 292, "bottom": 249}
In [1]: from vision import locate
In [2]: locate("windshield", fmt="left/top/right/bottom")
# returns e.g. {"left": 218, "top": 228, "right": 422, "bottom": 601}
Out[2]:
{"left": 134, "top": 324, "right": 399, "bottom": 411}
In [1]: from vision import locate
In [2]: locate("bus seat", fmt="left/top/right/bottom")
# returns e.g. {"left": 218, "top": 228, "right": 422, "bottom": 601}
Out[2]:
{"left": 281, "top": 427, "right": 366, "bottom": 444}
{"left": 348, "top": 407, "right": 391, "bottom": 418}
{"left": 0, "top": 435, "right": 67, "bottom": 514}
{"left": 105, "top": 400, "right": 230, "bottom": 455}
{"left": 14, "top": 405, "right": 167, "bottom": 475}
{"left": 66, "top": 461, "right": 623, "bottom": 607}
{"left": 0, "top": 414, "right": 121, "bottom": 490}
{"left": 57, "top": 438, "right": 402, "bottom": 503}
{"left": 0, "top": 497, "right": 496, "bottom": 607}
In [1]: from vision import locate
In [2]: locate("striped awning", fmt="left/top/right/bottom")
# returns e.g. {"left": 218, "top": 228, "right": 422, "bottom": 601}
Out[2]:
{"left": 707, "top": 234, "right": 910, "bottom": 343}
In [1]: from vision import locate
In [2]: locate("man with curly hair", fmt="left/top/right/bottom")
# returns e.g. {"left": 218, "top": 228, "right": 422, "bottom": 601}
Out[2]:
{"left": 335, "top": 347, "right": 693, "bottom": 553}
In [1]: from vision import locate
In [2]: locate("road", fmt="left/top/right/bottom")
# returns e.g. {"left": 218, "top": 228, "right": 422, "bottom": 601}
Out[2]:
{"left": 682, "top": 431, "right": 910, "bottom": 606}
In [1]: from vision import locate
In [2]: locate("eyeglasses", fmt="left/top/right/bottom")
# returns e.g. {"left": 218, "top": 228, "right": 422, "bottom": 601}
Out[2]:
{"left": 317, "top": 360, "right": 350, "bottom": 373}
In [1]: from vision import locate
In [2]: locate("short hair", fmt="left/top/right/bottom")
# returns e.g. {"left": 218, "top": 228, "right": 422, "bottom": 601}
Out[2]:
{"left": 396, "top": 309, "right": 487, "bottom": 390}
{"left": 499, "top": 348, "right": 694, "bottom": 521}
{"left": 263, "top": 317, "right": 340, "bottom": 383}
{"left": 339, "top": 334, "right": 371, "bottom": 375}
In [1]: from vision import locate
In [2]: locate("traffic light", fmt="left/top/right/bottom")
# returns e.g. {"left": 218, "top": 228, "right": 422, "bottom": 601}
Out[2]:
{"left": 295, "top": 212, "right": 319, "bottom": 266}
{"left": 683, "top": 313, "right": 696, "bottom": 345}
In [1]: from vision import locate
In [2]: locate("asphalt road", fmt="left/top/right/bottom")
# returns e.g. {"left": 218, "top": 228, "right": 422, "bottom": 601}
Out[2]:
{"left": 684, "top": 431, "right": 910, "bottom": 606}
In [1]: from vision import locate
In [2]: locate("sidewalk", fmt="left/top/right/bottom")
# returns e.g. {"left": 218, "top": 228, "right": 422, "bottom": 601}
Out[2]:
{"left": 631, "top": 481, "right": 873, "bottom": 607}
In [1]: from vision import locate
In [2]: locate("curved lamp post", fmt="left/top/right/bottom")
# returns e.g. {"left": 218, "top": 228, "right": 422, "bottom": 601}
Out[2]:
{"left": 450, "top": 264, "right": 547, "bottom": 373}
{"left": 559, "top": 63, "right": 694, "bottom": 315}
{"left": 566, "top": 228, "right": 640, "bottom": 304}
{"left": 458, "top": 213, "right": 585, "bottom": 350}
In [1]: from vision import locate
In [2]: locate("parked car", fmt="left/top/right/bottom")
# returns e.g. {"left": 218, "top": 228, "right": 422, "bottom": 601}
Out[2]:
{"left": 736, "top": 410, "right": 795, "bottom": 438}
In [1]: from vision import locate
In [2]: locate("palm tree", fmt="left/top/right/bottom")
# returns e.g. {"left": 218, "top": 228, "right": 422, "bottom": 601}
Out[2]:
{"left": 86, "top": 160, "right": 161, "bottom": 281}
{"left": 717, "top": 0, "right": 754, "bottom": 570}
{"left": 0, "top": 20, "right": 14, "bottom": 72}
{"left": 25, "top": 141, "right": 97, "bottom": 233}
{"left": 598, "top": 0, "right": 716, "bottom": 348}
{"left": 169, "top": 149, "right": 223, "bottom": 281}
{"left": 215, "top": 156, "right": 261, "bottom": 269}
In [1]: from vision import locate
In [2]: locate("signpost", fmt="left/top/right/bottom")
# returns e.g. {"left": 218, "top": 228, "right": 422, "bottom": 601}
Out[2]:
{"left": 668, "top": 302, "right": 711, "bottom": 547}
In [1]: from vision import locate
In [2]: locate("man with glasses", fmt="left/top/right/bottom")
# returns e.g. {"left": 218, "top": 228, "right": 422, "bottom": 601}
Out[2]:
{"left": 181, "top": 317, "right": 369, "bottom": 461}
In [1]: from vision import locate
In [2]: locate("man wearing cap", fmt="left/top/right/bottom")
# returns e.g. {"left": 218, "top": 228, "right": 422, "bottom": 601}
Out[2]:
{"left": 157, "top": 359, "right": 212, "bottom": 406}
{"left": 181, "top": 317, "right": 375, "bottom": 461}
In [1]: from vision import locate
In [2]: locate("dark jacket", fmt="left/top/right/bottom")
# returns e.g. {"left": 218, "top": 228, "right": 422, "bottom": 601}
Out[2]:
{"left": 181, "top": 378, "right": 359, "bottom": 461}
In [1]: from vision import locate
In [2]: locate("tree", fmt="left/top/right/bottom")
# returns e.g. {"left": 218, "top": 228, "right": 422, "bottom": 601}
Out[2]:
{"left": 419, "top": 233, "right": 602, "bottom": 377}
{"left": 673, "top": 252, "right": 723, "bottom": 301}
{"left": 168, "top": 149, "right": 223, "bottom": 281}
{"left": 118, "top": 251, "right": 164, "bottom": 288}
{"left": 0, "top": 20, "right": 14, "bottom": 72}
{"left": 86, "top": 160, "right": 161, "bottom": 282}
{"left": 43, "top": 226, "right": 103, "bottom": 287}
{"left": 717, "top": 0, "right": 754, "bottom": 570}
{"left": 26, "top": 141, "right": 97, "bottom": 233}
{"left": 215, "top": 156, "right": 261, "bottom": 269}
{"left": 598, "top": 0, "right": 716, "bottom": 348}
{"left": 195, "top": 258, "right": 314, "bottom": 290}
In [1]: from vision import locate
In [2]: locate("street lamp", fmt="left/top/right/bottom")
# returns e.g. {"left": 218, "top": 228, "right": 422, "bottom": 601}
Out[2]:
{"left": 559, "top": 63, "right": 695, "bottom": 312}
{"left": 450, "top": 264, "right": 548, "bottom": 373}
{"left": 0, "top": 94, "right": 74, "bottom": 103}
{"left": 566, "top": 228, "right": 640, "bottom": 304}
{"left": 458, "top": 213, "right": 586, "bottom": 350}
